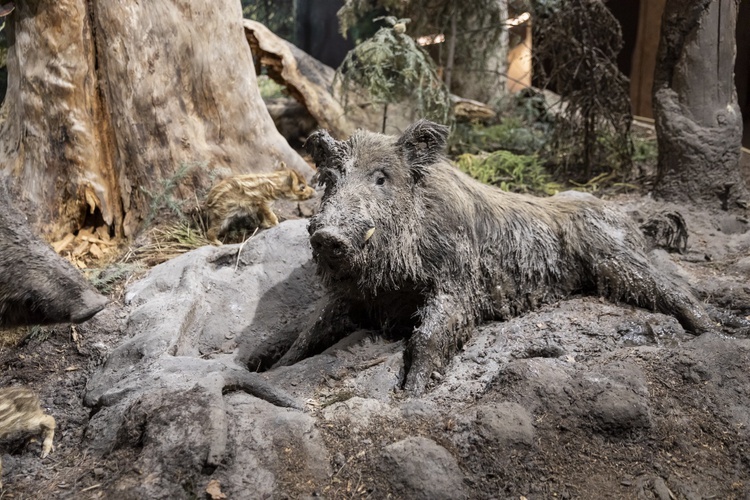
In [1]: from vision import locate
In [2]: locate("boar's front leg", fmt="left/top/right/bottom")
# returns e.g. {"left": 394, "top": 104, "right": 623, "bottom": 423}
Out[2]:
{"left": 273, "top": 296, "right": 359, "bottom": 368}
{"left": 258, "top": 201, "right": 279, "bottom": 229}
{"left": 39, "top": 413, "right": 56, "bottom": 459}
{"left": 403, "top": 294, "right": 475, "bottom": 395}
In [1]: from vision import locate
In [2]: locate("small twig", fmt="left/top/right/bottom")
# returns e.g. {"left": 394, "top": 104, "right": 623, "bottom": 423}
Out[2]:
{"left": 70, "top": 325, "right": 84, "bottom": 354}
{"left": 234, "top": 227, "right": 259, "bottom": 271}
{"left": 334, "top": 449, "right": 367, "bottom": 478}
{"left": 356, "top": 357, "right": 388, "bottom": 370}
{"left": 381, "top": 102, "right": 388, "bottom": 134}
{"left": 79, "top": 484, "right": 102, "bottom": 493}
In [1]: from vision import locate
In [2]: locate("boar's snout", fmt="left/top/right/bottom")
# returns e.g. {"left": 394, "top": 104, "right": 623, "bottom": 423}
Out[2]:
{"left": 310, "top": 228, "right": 352, "bottom": 263}
{"left": 69, "top": 289, "right": 108, "bottom": 323}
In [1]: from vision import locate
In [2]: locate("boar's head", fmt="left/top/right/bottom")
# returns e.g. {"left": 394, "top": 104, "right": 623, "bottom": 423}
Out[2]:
{"left": 305, "top": 120, "right": 449, "bottom": 293}
{"left": 0, "top": 184, "right": 108, "bottom": 327}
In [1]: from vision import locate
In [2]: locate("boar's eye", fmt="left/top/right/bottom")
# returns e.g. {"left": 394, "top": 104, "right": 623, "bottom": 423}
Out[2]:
{"left": 375, "top": 173, "right": 386, "bottom": 186}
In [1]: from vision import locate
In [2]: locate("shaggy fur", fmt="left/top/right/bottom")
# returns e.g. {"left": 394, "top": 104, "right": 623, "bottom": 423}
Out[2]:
{"left": 205, "top": 168, "right": 316, "bottom": 245}
{"left": 276, "top": 120, "right": 714, "bottom": 394}
{"left": 0, "top": 183, "right": 107, "bottom": 327}
{"left": 0, "top": 387, "right": 56, "bottom": 489}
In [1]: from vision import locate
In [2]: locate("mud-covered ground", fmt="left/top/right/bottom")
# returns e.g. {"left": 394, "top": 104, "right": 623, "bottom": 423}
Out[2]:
{"left": 1, "top": 194, "right": 750, "bottom": 500}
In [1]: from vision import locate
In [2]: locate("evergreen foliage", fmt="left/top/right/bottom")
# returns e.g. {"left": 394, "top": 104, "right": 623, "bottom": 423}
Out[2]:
{"left": 241, "top": 0, "right": 295, "bottom": 42}
{"left": 450, "top": 118, "right": 548, "bottom": 157}
{"left": 531, "top": 0, "right": 633, "bottom": 180}
{"left": 338, "top": 0, "right": 519, "bottom": 99}
{"left": 335, "top": 17, "right": 452, "bottom": 129}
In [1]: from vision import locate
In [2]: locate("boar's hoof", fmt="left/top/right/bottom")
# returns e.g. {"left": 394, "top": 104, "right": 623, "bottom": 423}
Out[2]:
{"left": 69, "top": 289, "right": 108, "bottom": 323}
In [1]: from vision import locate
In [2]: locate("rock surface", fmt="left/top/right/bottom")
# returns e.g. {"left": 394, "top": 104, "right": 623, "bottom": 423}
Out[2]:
{"left": 380, "top": 437, "right": 467, "bottom": 499}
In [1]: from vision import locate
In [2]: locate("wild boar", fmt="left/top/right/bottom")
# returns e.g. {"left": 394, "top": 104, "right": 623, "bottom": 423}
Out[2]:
{"left": 275, "top": 120, "right": 714, "bottom": 394}
{"left": 0, "top": 386, "right": 56, "bottom": 489}
{"left": 0, "top": 182, "right": 108, "bottom": 327}
{"left": 205, "top": 168, "right": 316, "bottom": 245}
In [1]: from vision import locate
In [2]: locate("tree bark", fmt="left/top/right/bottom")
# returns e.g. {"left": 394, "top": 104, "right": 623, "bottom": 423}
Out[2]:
{"left": 451, "top": 1, "right": 509, "bottom": 104}
{"left": 0, "top": 0, "right": 313, "bottom": 239}
{"left": 653, "top": 0, "right": 748, "bottom": 209}
{"left": 244, "top": 19, "right": 354, "bottom": 139}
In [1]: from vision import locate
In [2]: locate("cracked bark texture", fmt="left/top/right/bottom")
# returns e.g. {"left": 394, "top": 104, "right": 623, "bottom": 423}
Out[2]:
{"left": 0, "top": 0, "right": 313, "bottom": 238}
{"left": 653, "top": 0, "right": 748, "bottom": 209}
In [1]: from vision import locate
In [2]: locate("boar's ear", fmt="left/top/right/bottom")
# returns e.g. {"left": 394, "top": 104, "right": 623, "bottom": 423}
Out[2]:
{"left": 396, "top": 120, "right": 450, "bottom": 180}
{"left": 304, "top": 129, "right": 343, "bottom": 168}
{"left": 305, "top": 129, "right": 345, "bottom": 189}
{"left": 285, "top": 170, "right": 296, "bottom": 189}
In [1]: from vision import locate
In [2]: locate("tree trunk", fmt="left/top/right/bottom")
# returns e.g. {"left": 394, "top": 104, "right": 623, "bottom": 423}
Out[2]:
{"left": 448, "top": 1, "right": 509, "bottom": 105}
{"left": 444, "top": 7, "right": 457, "bottom": 93}
{"left": 0, "top": 0, "right": 313, "bottom": 239}
{"left": 629, "top": 0, "right": 666, "bottom": 118}
{"left": 653, "top": 0, "right": 748, "bottom": 209}
{"left": 495, "top": 0, "right": 509, "bottom": 98}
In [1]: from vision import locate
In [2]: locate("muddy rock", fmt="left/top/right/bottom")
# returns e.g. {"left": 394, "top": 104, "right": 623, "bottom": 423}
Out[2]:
{"left": 584, "top": 363, "right": 652, "bottom": 434}
{"left": 217, "top": 393, "right": 330, "bottom": 497}
{"left": 380, "top": 437, "right": 467, "bottom": 500}
{"left": 399, "top": 399, "right": 442, "bottom": 420}
{"left": 730, "top": 255, "right": 750, "bottom": 275}
{"left": 322, "top": 397, "right": 398, "bottom": 430}
{"left": 474, "top": 402, "right": 535, "bottom": 447}
{"left": 82, "top": 220, "right": 318, "bottom": 495}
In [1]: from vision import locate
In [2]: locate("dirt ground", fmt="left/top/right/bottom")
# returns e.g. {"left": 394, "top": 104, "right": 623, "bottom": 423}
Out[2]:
{"left": 1, "top": 191, "right": 750, "bottom": 499}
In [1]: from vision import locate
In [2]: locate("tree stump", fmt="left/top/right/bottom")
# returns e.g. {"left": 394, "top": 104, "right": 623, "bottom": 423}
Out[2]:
{"left": 0, "top": 0, "right": 313, "bottom": 239}
{"left": 653, "top": 0, "right": 748, "bottom": 209}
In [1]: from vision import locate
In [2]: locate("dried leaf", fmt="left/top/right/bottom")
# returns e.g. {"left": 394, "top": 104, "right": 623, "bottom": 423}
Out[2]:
{"left": 84, "top": 188, "right": 98, "bottom": 214}
{"left": 89, "top": 243, "right": 104, "bottom": 259}
{"left": 205, "top": 479, "right": 227, "bottom": 500}
{"left": 72, "top": 240, "right": 90, "bottom": 257}
{"left": 95, "top": 225, "right": 111, "bottom": 242}
{"left": 52, "top": 233, "right": 76, "bottom": 254}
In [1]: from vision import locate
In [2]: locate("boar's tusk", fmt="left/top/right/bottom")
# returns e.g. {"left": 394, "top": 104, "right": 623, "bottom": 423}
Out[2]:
{"left": 364, "top": 227, "right": 376, "bottom": 242}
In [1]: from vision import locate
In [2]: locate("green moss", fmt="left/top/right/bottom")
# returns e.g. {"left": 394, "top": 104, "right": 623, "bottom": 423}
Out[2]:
{"left": 456, "top": 151, "right": 560, "bottom": 195}
{"left": 632, "top": 137, "right": 658, "bottom": 163}
{"left": 450, "top": 119, "right": 548, "bottom": 157}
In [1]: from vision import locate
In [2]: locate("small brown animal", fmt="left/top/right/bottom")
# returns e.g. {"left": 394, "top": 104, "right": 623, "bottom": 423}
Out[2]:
{"left": 205, "top": 168, "right": 316, "bottom": 245}
{"left": 0, "top": 387, "right": 56, "bottom": 489}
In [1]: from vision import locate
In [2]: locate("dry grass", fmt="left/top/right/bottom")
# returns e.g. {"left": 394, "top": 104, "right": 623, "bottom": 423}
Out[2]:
{"left": 0, "top": 326, "right": 27, "bottom": 350}
{"left": 126, "top": 220, "right": 212, "bottom": 266}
